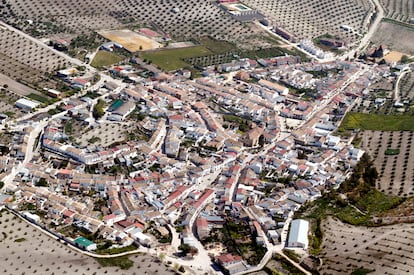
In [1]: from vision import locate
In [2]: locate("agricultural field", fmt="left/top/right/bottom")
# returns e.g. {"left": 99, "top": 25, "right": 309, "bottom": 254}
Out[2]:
{"left": 0, "top": 73, "right": 40, "bottom": 97}
{"left": 371, "top": 20, "right": 414, "bottom": 55}
{"left": 0, "top": 86, "right": 28, "bottom": 119}
{"left": 360, "top": 130, "right": 414, "bottom": 196}
{"left": 91, "top": 51, "right": 124, "bottom": 69}
{"left": 338, "top": 112, "right": 414, "bottom": 132}
{"left": 0, "top": 0, "right": 272, "bottom": 49}
{"left": 319, "top": 216, "right": 414, "bottom": 274}
{"left": 242, "top": 0, "right": 373, "bottom": 43}
{"left": 380, "top": 0, "right": 414, "bottom": 22}
{"left": 0, "top": 24, "right": 71, "bottom": 89}
{"left": 0, "top": 209, "right": 176, "bottom": 275}
{"left": 141, "top": 46, "right": 212, "bottom": 71}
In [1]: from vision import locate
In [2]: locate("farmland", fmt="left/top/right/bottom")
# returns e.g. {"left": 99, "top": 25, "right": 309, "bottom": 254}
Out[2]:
{"left": 319, "top": 216, "right": 414, "bottom": 274}
{"left": 0, "top": 209, "right": 176, "bottom": 275}
{"left": 0, "top": 23, "right": 71, "bottom": 90}
{"left": 380, "top": 0, "right": 414, "bottom": 22}
{"left": 242, "top": 0, "right": 373, "bottom": 43}
{"left": 360, "top": 130, "right": 414, "bottom": 196}
{"left": 141, "top": 46, "right": 212, "bottom": 71}
{"left": 0, "top": 0, "right": 273, "bottom": 49}
{"left": 338, "top": 112, "right": 414, "bottom": 132}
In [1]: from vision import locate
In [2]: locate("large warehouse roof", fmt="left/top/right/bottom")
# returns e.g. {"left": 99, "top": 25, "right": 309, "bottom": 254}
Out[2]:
{"left": 288, "top": 219, "right": 309, "bottom": 247}
{"left": 15, "top": 98, "right": 40, "bottom": 109}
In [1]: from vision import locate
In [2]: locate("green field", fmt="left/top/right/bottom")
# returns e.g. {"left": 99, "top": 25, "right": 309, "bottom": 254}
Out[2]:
{"left": 27, "top": 93, "right": 54, "bottom": 105}
{"left": 338, "top": 112, "right": 414, "bottom": 132}
{"left": 141, "top": 46, "right": 212, "bottom": 71}
{"left": 198, "top": 36, "right": 235, "bottom": 54}
{"left": 91, "top": 51, "right": 123, "bottom": 68}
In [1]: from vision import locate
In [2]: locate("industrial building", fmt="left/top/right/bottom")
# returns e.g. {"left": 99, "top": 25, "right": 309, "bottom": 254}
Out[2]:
{"left": 15, "top": 98, "right": 40, "bottom": 111}
{"left": 287, "top": 219, "right": 309, "bottom": 249}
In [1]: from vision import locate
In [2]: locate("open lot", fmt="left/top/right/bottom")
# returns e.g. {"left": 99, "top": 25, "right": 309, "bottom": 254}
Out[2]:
{"left": 0, "top": 73, "right": 40, "bottom": 96}
{"left": 360, "top": 130, "right": 414, "bottom": 196}
{"left": 0, "top": 209, "right": 176, "bottom": 275}
{"left": 371, "top": 20, "right": 414, "bottom": 55}
{"left": 319, "top": 216, "right": 414, "bottom": 274}
{"left": 74, "top": 122, "right": 135, "bottom": 148}
{"left": 98, "top": 30, "right": 162, "bottom": 52}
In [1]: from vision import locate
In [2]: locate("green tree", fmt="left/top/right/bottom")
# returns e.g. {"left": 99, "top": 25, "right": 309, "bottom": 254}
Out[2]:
{"left": 400, "top": 55, "right": 409, "bottom": 64}
{"left": 93, "top": 99, "right": 105, "bottom": 119}
{"left": 35, "top": 178, "right": 49, "bottom": 187}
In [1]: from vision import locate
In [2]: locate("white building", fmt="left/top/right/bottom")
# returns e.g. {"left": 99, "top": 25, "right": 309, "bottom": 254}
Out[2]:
{"left": 15, "top": 98, "right": 40, "bottom": 110}
{"left": 22, "top": 212, "right": 40, "bottom": 223}
{"left": 287, "top": 219, "right": 309, "bottom": 249}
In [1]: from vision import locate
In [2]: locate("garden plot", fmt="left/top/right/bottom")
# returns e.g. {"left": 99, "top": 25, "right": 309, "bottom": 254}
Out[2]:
{"left": 360, "top": 130, "right": 414, "bottom": 196}
{"left": 319, "top": 216, "right": 414, "bottom": 274}
{"left": 0, "top": 209, "right": 176, "bottom": 275}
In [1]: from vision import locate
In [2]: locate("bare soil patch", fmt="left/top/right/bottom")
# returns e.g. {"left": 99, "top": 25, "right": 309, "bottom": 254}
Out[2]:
{"left": 98, "top": 30, "right": 162, "bottom": 52}
{"left": 371, "top": 21, "right": 414, "bottom": 55}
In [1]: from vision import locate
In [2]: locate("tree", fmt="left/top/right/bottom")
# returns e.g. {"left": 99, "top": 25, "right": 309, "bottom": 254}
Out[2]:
{"left": 178, "top": 244, "right": 191, "bottom": 256}
{"left": 400, "top": 55, "right": 409, "bottom": 64}
{"left": 93, "top": 99, "right": 105, "bottom": 119}
{"left": 35, "top": 178, "right": 48, "bottom": 187}
{"left": 158, "top": 253, "right": 165, "bottom": 263}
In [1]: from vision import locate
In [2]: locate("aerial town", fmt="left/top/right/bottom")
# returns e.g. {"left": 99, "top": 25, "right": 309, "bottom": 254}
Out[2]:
{"left": 0, "top": 0, "right": 414, "bottom": 274}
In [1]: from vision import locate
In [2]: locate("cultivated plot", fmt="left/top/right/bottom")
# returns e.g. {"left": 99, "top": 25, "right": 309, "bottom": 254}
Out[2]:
{"left": 360, "top": 130, "right": 414, "bottom": 196}
{"left": 380, "top": 0, "right": 414, "bottom": 22}
{"left": 0, "top": 209, "right": 176, "bottom": 275}
{"left": 319, "top": 216, "right": 414, "bottom": 274}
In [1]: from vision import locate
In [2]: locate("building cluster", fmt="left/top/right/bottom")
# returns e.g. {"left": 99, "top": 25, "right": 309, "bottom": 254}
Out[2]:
{"left": 0, "top": 48, "right": 394, "bottom": 275}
